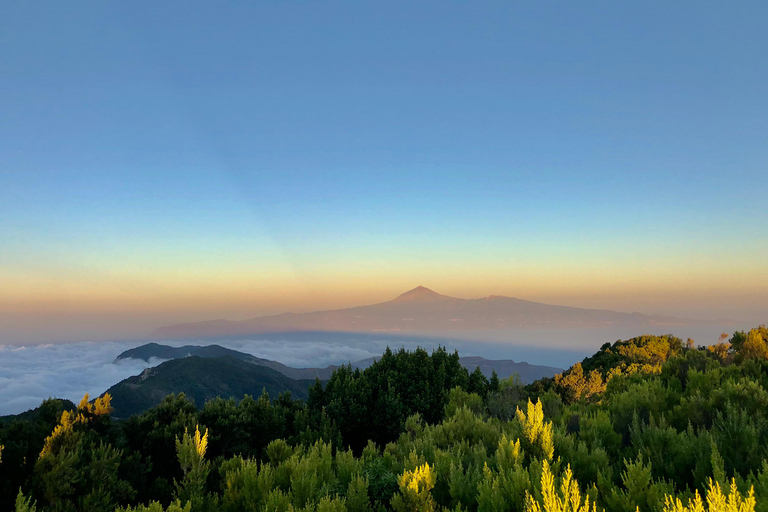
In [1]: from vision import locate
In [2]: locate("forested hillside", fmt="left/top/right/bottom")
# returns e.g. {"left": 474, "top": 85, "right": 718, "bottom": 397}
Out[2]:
{"left": 2, "top": 326, "right": 767, "bottom": 512}
{"left": 104, "top": 356, "right": 318, "bottom": 418}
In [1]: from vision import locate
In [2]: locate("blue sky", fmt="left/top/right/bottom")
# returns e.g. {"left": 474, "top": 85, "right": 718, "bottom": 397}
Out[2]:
{"left": 1, "top": 0, "right": 767, "bottom": 342}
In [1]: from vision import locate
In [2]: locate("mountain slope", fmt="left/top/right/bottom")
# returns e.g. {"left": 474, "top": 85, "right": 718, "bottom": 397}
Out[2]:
{"left": 117, "top": 342, "right": 340, "bottom": 380}
{"left": 392, "top": 285, "right": 454, "bottom": 302}
{"left": 117, "top": 343, "right": 563, "bottom": 384}
{"left": 151, "top": 286, "right": 701, "bottom": 341}
{"left": 104, "top": 356, "right": 317, "bottom": 418}
{"left": 459, "top": 356, "right": 562, "bottom": 383}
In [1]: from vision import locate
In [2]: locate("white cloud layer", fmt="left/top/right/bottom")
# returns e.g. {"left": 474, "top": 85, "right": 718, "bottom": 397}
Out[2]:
{"left": 4, "top": 324, "right": 729, "bottom": 417}
{"left": 0, "top": 341, "right": 164, "bottom": 416}
{"left": 0, "top": 338, "right": 395, "bottom": 416}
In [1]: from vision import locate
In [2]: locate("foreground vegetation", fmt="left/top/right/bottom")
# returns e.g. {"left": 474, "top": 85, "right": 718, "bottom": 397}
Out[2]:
{"left": 1, "top": 326, "right": 767, "bottom": 512}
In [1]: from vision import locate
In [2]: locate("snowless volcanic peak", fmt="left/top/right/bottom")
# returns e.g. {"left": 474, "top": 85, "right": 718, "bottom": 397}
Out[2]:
{"left": 392, "top": 286, "right": 455, "bottom": 302}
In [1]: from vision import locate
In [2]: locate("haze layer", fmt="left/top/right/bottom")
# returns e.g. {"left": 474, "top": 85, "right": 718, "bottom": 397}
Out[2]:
{"left": 1, "top": 1, "right": 767, "bottom": 343}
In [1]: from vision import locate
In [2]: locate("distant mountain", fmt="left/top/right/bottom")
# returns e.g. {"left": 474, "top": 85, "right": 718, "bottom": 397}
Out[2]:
{"left": 117, "top": 343, "right": 563, "bottom": 384}
{"left": 459, "top": 356, "right": 561, "bottom": 383}
{"left": 118, "top": 342, "right": 243, "bottom": 361}
{"left": 391, "top": 285, "right": 455, "bottom": 302}
{"left": 117, "top": 342, "right": 340, "bottom": 380}
{"left": 104, "top": 356, "right": 317, "bottom": 418}
{"left": 151, "top": 286, "right": 702, "bottom": 340}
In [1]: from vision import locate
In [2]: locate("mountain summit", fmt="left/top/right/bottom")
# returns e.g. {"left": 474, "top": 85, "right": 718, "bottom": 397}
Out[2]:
{"left": 392, "top": 286, "right": 455, "bottom": 302}
{"left": 150, "top": 286, "right": 702, "bottom": 341}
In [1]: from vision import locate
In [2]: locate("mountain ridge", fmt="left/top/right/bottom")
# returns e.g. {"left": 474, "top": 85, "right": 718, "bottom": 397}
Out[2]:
{"left": 151, "top": 286, "right": 703, "bottom": 341}
{"left": 116, "top": 342, "right": 563, "bottom": 384}
{"left": 104, "top": 356, "right": 318, "bottom": 418}
{"left": 392, "top": 285, "right": 455, "bottom": 302}
{"left": 117, "top": 342, "right": 342, "bottom": 380}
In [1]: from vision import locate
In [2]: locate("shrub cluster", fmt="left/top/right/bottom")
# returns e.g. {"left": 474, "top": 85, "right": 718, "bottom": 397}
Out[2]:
{"left": 2, "top": 326, "right": 767, "bottom": 512}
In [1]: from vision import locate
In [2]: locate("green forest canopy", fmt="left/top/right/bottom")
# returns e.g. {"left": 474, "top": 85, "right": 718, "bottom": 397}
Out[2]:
{"left": 1, "top": 325, "right": 767, "bottom": 512}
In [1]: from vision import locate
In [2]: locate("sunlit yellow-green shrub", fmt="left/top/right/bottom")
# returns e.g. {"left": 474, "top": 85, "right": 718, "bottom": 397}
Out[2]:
{"left": 663, "top": 479, "right": 755, "bottom": 512}
{"left": 391, "top": 463, "right": 435, "bottom": 512}
{"left": 174, "top": 425, "right": 210, "bottom": 508}
{"left": 517, "top": 399, "right": 554, "bottom": 461}
{"left": 40, "top": 393, "right": 112, "bottom": 458}
{"left": 15, "top": 489, "right": 37, "bottom": 512}
{"left": 525, "top": 460, "right": 596, "bottom": 512}
{"left": 118, "top": 500, "right": 191, "bottom": 512}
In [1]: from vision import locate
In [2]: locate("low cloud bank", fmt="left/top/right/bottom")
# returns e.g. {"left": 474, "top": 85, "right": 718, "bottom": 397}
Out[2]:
{"left": 213, "top": 338, "right": 395, "bottom": 368}
{"left": 0, "top": 338, "right": 392, "bottom": 416}
{"left": 0, "top": 341, "right": 168, "bottom": 416}
{"left": 4, "top": 324, "right": 722, "bottom": 417}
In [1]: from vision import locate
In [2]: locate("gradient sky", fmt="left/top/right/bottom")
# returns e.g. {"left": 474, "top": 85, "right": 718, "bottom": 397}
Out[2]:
{"left": 1, "top": 1, "right": 767, "bottom": 343}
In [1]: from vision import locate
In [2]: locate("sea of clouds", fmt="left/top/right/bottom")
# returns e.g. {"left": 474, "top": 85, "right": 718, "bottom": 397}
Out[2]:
{"left": 3, "top": 324, "right": 732, "bottom": 417}
{"left": 0, "top": 341, "right": 157, "bottom": 416}
{"left": 0, "top": 338, "right": 391, "bottom": 416}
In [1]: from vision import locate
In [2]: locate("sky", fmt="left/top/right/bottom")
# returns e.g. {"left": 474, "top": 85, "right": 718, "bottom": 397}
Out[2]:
{"left": 1, "top": 0, "right": 767, "bottom": 344}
